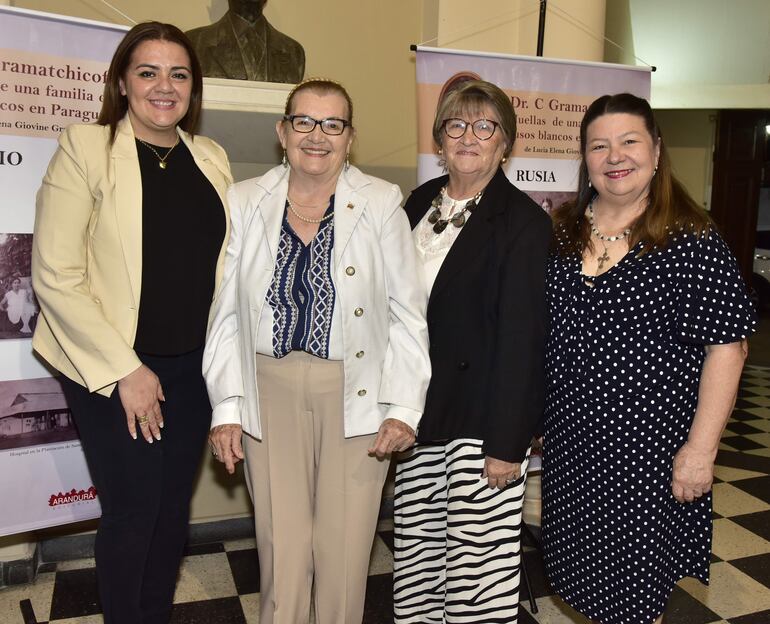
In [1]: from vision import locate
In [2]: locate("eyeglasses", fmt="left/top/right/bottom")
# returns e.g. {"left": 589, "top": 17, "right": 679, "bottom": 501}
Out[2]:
{"left": 283, "top": 115, "right": 352, "bottom": 136}
{"left": 442, "top": 118, "right": 499, "bottom": 141}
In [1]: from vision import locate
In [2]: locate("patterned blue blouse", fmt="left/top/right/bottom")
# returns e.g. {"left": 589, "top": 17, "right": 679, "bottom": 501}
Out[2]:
{"left": 265, "top": 198, "right": 336, "bottom": 359}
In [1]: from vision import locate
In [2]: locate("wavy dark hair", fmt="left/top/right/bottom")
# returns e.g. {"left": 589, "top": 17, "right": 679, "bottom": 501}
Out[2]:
{"left": 97, "top": 22, "right": 203, "bottom": 144}
{"left": 552, "top": 93, "right": 710, "bottom": 256}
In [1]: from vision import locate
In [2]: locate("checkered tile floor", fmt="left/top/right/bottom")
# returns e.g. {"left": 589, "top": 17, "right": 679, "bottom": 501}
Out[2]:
{"left": 3, "top": 366, "right": 770, "bottom": 623}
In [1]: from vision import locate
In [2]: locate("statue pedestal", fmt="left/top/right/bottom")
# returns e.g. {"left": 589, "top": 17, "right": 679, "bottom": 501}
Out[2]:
{"left": 201, "top": 77, "right": 294, "bottom": 177}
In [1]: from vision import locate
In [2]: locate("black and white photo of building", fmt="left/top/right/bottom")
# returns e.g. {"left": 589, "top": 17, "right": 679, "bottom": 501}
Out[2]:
{"left": 0, "top": 377, "right": 76, "bottom": 450}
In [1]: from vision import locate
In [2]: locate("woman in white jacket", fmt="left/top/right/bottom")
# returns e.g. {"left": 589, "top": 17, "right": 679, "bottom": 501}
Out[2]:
{"left": 203, "top": 78, "right": 431, "bottom": 624}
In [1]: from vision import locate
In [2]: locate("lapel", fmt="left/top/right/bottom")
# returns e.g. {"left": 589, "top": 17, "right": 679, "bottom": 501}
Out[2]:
{"left": 428, "top": 168, "right": 509, "bottom": 309}
{"left": 406, "top": 175, "right": 446, "bottom": 229}
{"left": 253, "top": 165, "right": 291, "bottom": 265}
{"left": 333, "top": 166, "right": 369, "bottom": 269}
{"left": 247, "top": 165, "right": 369, "bottom": 273}
{"left": 207, "top": 15, "right": 248, "bottom": 80}
{"left": 179, "top": 128, "right": 230, "bottom": 205}
{"left": 110, "top": 117, "right": 143, "bottom": 308}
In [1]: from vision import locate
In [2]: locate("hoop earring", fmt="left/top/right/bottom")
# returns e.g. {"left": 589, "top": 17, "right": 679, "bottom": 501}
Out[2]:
{"left": 281, "top": 149, "right": 288, "bottom": 168}
{"left": 345, "top": 153, "right": 350, "bottom": 171}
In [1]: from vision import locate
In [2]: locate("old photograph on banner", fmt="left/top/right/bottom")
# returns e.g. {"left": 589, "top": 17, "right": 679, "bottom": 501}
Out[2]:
{"left": 0, "top": 6, "right": 126, "bottom": 535}
{"left": 415, "top": 46, "right": 652, "bottom": 211}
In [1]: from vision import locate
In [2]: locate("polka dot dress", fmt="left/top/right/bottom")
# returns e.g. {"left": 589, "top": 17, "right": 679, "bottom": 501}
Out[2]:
{"left": 542, "top": 229, "right": 756, "bottom": 624}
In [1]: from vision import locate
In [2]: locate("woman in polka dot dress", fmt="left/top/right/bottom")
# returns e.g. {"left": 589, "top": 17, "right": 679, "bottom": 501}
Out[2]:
{"left": 542, "top": 93, "right": 756, "bottom": 624}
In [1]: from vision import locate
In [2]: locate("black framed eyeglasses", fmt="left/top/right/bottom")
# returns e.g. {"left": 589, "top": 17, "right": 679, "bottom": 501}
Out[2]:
{"left": 442, "top": 118, "right": 499, "bottom": 140}
{"left": 283, "top": 115, "right": 352, "bottom": 136}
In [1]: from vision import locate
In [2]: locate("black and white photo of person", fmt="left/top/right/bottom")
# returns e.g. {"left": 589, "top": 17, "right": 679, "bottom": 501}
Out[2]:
{"left": 0, "top": 233, "right": 39, "bottom": 338}
{"left": 0, "top": 276, "right": 37, "bottom": 334}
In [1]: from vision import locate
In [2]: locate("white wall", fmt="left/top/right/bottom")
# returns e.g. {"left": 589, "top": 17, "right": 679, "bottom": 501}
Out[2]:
{"left": 605, "top": 0, "right": 770, "bottom": 108}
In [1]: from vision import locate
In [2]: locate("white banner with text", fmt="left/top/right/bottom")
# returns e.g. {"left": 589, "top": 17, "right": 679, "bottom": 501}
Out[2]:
{"left": 0, "top": 6, "right": 126, "bottom": 536}
{"left": 415, "top": 46, "right": 652, "bottom": 210}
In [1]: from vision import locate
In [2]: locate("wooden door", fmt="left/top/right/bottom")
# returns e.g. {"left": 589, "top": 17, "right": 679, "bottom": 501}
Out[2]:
{"left": 710, "top": 110, "right": 769, "bottom": 280}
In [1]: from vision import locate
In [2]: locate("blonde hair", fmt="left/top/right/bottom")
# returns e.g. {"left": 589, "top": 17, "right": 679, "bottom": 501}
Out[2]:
{"left": 284, "top": 77, "right": 354, "bottom": 125}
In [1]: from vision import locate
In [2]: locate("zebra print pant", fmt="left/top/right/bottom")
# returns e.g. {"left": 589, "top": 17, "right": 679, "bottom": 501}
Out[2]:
{"left": 393, "top": 439, "right": 530, "bottom": 623}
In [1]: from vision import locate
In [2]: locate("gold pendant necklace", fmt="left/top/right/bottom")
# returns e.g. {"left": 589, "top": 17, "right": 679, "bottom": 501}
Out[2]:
{"left": 137, "top": 137, "right": 180, "bottom": 170}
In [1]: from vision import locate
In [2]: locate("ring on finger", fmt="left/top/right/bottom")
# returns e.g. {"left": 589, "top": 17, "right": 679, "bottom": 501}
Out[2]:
{"left": 137, "top": 415, "right": 150, "bottom": 425}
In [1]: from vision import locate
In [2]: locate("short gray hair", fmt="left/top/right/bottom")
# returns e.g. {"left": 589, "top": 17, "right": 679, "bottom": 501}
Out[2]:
{"left": 432, "top": 80, "right": 517, "bottom": 159}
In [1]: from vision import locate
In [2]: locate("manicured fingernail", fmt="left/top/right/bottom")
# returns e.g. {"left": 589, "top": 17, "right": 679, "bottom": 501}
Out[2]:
{"left": 159, "top": 421, "right": 164, "bottom": 429}
{"left": 147, "top": 438, "right": 153, "bottom": 444}
{"left": 132, "top": 433, "right": 137, "bottom": 440}
{"left": 154, "top": 433, "right": 162, "bottom": 441}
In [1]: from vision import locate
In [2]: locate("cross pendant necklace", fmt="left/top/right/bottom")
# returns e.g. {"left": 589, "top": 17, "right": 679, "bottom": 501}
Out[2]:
{"left": 596, "top": 244, "right": 610, "bottom": 271}
{"left": 587, "top": 202, "right": 631, "bottom": 273}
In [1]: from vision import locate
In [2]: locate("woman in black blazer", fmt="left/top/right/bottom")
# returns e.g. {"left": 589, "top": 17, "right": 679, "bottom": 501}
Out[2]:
{"left": 393, "top": 80, "right": 551, "bottom": 623}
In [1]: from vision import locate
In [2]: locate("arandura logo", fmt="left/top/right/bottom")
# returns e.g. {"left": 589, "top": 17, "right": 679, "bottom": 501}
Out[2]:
{"left": 48, "top": 486, "right": 97, "bottom": 507}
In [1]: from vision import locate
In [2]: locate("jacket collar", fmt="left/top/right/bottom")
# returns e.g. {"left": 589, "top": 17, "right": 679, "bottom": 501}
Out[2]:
{"left": 428, "top": 167, "right": 510, "bottom": 308}
{"left": 110, "top": 117, "right": 142, "bottom": 307}
{"left": 252, "top": 164, "right": 372, "bottom": 267}
{"left": 109, "top": 116, "right": 231, "bottom": 307}
{"left": 111, "top": 116, "right": 218, "bottom": 165}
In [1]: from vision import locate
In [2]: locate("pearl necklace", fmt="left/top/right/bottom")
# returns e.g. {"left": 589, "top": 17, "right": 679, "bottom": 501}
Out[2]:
{"left": 286, "top": 197, "right": 333, "bottom": 224}
{"left": 587, "top": 202, "right": 632, "bottom": 271}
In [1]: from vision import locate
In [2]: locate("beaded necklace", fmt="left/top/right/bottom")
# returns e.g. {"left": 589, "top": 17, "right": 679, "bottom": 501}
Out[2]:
{"left": 587, "top": 202, "right": 632, "bottom": 271}
{"left": 427, "top": 186, "right": 483, "bottom": 234}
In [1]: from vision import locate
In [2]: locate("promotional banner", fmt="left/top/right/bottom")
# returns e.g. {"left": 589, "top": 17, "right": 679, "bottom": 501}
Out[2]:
{"left": 0, "top": 6, "right": 126, "bottom": 535}
{"left": 415, "top": 46, "right": 652, "bottom": 210}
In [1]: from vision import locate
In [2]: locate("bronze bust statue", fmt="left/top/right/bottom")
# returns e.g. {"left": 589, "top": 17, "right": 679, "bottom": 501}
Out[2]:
{"left": 186, "top": 0, "right": 305, "bottom": 83}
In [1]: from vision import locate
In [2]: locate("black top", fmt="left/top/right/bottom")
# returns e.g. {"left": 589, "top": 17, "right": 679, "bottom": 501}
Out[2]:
{"left": 133, "top": 139, "right": 225, "bottom": 355}
{"left": 405, "top": 168, "right": 552, "bottom": 462}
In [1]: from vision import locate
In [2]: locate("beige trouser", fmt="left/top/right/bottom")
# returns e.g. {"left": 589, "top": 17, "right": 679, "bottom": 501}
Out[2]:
{"left": 243, "top": 351, "right": 391, "bottom": 624}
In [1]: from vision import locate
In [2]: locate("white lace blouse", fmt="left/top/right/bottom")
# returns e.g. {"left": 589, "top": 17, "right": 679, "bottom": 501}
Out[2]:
{"left": 413, "top": 191, "right": 482, "bottom": 292}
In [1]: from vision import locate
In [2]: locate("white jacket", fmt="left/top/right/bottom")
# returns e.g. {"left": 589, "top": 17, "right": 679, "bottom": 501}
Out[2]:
{"left": 203, "top": 164, "right": 431, "bottom": 439}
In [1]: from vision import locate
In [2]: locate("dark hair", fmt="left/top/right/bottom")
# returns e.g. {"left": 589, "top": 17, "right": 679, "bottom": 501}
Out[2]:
{"left": 552, "top": 93, "right": 710, "bottom": 256}
{"left": 97, "top": 22, "right": 203, "bottom": 143}
{"left": 432, "top": 80, "right": 517, "bottom": 159}
{"left": 284, "top": 78, "right": 354, "bottom": 126}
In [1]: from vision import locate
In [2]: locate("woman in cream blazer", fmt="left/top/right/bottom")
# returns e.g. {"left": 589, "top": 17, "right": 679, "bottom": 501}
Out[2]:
{"left": 32, "top": 23, "right": 231, "bottom": 624}
{"left": 33, "top": 119, "right": 231, "bottom": 396}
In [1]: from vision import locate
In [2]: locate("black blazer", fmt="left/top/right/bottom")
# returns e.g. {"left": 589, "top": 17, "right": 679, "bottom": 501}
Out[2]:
{"left": 406, "top": 168, "right": 551, "bottom": 463}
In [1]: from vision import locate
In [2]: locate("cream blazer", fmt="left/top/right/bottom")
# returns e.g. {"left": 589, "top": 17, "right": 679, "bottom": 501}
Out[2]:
{"left": 203, "top": 164, "right": 431, "bottom": 439}
{"left": 32, "top": 117, "right": 232, "bottom": 396}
